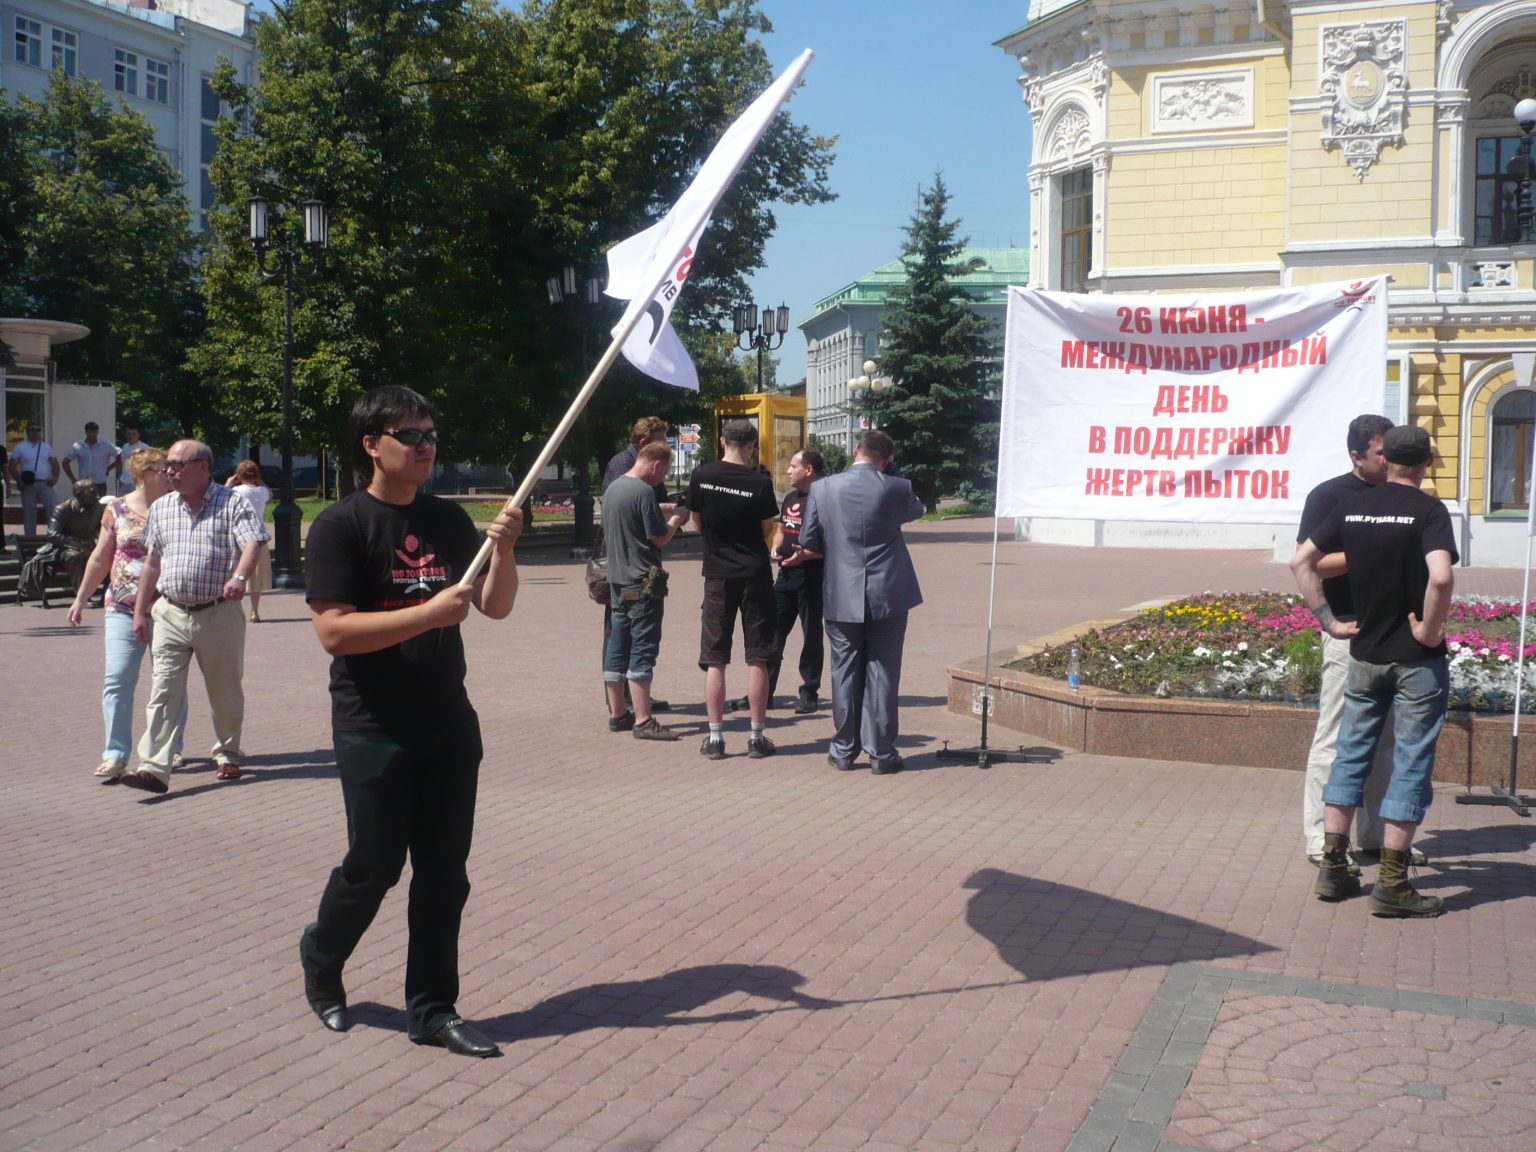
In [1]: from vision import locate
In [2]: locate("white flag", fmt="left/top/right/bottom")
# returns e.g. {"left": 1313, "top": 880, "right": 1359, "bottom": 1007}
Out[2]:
{"left": 605, "top": 48, "right": 814, "bottom": 389}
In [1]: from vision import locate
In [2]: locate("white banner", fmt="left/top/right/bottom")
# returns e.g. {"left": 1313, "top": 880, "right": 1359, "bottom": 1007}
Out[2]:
{"left": 996, "top": 280, "right": 1389, "bottom": 523}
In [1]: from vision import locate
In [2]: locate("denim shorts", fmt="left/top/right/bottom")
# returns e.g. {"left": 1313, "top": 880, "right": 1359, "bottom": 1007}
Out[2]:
{"left": 604, "top": 590, "right": 664, "bottom": 683}
{"left": 1323, "top": 655, "right": 1447, "bottom": 826}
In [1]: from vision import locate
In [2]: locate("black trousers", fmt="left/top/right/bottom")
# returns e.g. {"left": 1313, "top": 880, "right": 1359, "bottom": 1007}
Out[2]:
{"left": 301, "top": 708, "right": 483, "bottom": 1038}
{"left": 768, "top": 567, "right": 824, "bottom": 700}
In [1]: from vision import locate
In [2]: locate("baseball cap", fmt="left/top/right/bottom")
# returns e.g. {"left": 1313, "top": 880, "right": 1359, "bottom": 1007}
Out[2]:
{"left": 1383, "top": 425, "right": 1432, "bottom": 466}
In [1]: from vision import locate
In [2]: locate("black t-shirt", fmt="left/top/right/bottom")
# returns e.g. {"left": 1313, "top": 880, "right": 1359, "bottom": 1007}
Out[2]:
{"left": 775, "top": 487, "right": 823, "bottom": 581}
{"left": 1298, "top": 471, "right": 1372, "bottom": 619}
{"left": 686, "top": 460, "right": 778, "bottom": 580}
{"left": 305, "top": 491, "right": 481, "bottom": 731}
{"left": 1313, "top": 482, "right": 1459, "bottom": 664}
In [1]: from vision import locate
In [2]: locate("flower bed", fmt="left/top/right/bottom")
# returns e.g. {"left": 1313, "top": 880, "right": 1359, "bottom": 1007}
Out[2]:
{"left": 1011, "top": 592, "right": 1536, "bottom": 712}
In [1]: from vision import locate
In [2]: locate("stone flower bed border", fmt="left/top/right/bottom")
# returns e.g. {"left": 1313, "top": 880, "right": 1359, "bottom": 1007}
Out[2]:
{"left": 947, "top": 608, "right": 1531, "bottom": 789}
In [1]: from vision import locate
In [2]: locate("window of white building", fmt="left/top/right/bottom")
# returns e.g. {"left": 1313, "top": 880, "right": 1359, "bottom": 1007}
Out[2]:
{"left": 50, "top": 27, "right": 75, "bottom": 75}
{"left": 145, "top": 57, "right": 170, "bottom": 104}
{"left": 114, "top": 49, "right": 139, "bottom": 97}
{"left": 14, "top": 16, "right": 41, "bottom": 67}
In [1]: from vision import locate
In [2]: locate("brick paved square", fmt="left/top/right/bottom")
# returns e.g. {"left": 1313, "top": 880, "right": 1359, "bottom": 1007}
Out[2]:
{"left": 3, "top": 530, "right": 1534, "bottom": 1150}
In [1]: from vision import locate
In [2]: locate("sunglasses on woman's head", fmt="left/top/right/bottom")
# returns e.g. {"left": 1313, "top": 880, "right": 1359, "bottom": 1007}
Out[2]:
{"left": 382, "top": 428, "right": 439, "bottom": 446}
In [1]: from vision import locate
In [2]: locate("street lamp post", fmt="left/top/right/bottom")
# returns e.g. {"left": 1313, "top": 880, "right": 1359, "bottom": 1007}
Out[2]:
{"left": 847, "top": 358, "right": 887, "bottom": 441}
{"left": 547, "top": 264, "right": 601, "bottom": 555}
{"left": 733, "top": 301, "right": 790, "bottom": 391}
{"left": 248, "top": 194, "right": 327, "bottom": 589}
{"left": 1514, "top": 98, "right": 1536, "bottom": 243}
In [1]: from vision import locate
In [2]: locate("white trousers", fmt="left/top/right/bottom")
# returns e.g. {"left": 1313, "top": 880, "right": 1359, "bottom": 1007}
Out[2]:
{"left": 1303, "top": 629, "right": 1388, "bottom": 853}
{"left": 137, "top": 598, "right": 247, "bottom": 781}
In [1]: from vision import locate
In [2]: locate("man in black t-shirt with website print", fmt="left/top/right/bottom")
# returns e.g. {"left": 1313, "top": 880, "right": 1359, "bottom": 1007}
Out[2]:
{"left": 299, "top": 385, "right": 523, "bottom": 1057}
{"left": 687, "top": 418, "right": 780, "bottom": 760}
{"left": 1291, "top": 424, "right": 1456, "bottom": 919}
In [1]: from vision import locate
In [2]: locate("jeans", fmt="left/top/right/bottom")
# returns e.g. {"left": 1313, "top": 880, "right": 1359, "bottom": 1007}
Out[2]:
{"left": 102, "top": 610, "right": 185, "bottom": 763}
{"left": 1323, "top": 655, "right": 1447, "bottom": 826}
{"left": 301, "top": 708, "right": 483, "bottom": 1039}
{"left": 20, "top": 479, "right": 56, "bottom": 536}
{"left": 604, "top": 590, "right": 664, "bottom": 683}
{"left": 767, "top": 567, "right": 824, "bottom": 699}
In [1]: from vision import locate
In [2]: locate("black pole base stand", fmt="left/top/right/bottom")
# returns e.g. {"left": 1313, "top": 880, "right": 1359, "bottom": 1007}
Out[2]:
{"left": 1454, "top": 735, "right": 1533, "bottom": 817}
{"left": 935, "top": 696, "right": 1062, "bottom": 769}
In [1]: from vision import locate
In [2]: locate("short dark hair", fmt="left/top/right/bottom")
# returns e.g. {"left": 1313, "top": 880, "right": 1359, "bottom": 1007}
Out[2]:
{"left": 721, "top": 418, "right": 758, "bottom": 447}
{"left": 84, "top": 421, "right": 99, "bottom": 431}
{"left": 795, "top": 448, "right": 824, "bottom": 477}
{"left": 1346, "top": 414, "right": 1393, "bottom": 458}
{"left": 857, "top": 430, "right": 894, "bottom": 461}
{"left": 350, "top": 385, "right": 437, "bottom": 486}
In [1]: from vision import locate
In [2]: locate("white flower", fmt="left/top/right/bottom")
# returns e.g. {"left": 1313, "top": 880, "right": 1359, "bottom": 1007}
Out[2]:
{"left": 1236, "top": 641, "right": 1249, "bottom": 652}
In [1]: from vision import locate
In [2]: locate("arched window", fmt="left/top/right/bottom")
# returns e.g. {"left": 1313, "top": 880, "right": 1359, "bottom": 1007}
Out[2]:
{"left": 1490, "top": 389, "right": 1536, "bottom": 512}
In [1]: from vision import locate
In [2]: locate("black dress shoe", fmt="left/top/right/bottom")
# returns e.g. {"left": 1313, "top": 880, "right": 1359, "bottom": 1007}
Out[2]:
{"left": 299, "top": 937, "right": 348, "bottom": 1032}
{"left": 872, "top": 755, "right": 905, "bottom": 775}
{"left": 726, "top": 695, "right": 749, "bottom": 712}
{"left": 651, "top": 698, "right": 671, "bottom": 713}
{"left": 414, "top": 1017, "right": 500, "bottom": 1058}
{"left": 793, "top": 695, "right": 819, "bottom": 714}
{"left": 828, "top": 754, "right": 857, "bottom": 771}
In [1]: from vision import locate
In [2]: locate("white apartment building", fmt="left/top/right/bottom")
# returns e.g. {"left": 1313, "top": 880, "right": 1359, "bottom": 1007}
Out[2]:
{"left": 1, "top": 0, "right": 256, "bottom": 229}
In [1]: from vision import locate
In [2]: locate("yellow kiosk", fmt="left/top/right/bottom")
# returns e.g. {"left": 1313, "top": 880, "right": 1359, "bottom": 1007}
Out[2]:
{"left": 711, "top": 393, "right": 806, "bottom": 501}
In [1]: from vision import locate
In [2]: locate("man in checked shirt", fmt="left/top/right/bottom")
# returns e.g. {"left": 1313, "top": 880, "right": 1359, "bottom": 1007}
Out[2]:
{"left": 118, "top": 440, "right": 265, "bottom": 795}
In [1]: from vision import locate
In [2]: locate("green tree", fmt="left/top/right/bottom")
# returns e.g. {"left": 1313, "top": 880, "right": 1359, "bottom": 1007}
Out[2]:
{"left": 194, "top": 0, "right": 835, "bottom": 485}
{"left": 4, "top": 74, "right": 205, "bottom": 433}
{"left": 809, "top": 433, "right": 847, "bottom": 475}
{"left": 874, "top": 172, "right": 1001, "bottom": 512}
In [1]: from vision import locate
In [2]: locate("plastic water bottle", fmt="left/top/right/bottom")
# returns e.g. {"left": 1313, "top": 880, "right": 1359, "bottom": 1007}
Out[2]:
{"left": 1067, "top": 647, "right": 1081, "bottom": 694}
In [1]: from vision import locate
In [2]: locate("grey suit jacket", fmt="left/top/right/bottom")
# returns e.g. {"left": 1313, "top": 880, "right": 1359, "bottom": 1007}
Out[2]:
{"left": 800, "top": 462, "right": 924, "bottom": 623}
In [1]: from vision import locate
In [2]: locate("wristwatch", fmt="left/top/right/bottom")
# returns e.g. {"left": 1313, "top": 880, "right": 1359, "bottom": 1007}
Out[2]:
{"left": 233, "top": 572, "right": 248, "bottom": 584}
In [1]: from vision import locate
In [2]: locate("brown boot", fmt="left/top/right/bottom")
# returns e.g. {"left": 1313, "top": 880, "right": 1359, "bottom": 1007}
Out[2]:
{"left": 1368, "top": 848, "right": 1443, "bottom": 917}
{"left": 1313, "top": 832, "right": 1361, "bottom": 901}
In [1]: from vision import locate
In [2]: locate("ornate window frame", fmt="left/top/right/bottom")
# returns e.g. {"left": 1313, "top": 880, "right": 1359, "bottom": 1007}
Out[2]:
{"left": 1030, "top": 98, "right": 1105, "bottom": 290}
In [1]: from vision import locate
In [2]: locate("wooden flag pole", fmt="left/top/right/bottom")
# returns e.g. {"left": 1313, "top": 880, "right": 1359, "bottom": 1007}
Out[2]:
{"left": 458, "top": 310, "right": 645, "bottom": 587}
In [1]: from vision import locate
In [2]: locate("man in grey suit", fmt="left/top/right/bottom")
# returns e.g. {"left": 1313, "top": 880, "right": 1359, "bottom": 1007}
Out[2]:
{"left": 800, "top": 430, "right": 924, "bottom": 775}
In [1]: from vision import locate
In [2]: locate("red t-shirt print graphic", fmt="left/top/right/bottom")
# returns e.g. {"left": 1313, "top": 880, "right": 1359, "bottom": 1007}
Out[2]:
{"left": 393, "top": 532, "right": 445, "bottom": 600}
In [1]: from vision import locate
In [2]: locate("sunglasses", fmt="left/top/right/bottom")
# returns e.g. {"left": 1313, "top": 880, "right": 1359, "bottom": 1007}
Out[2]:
{"left": 382, "top": 427, "right": 439, "bottom": 446}
{"left": 164, "top": 459, "right": 205, "bottom": 472}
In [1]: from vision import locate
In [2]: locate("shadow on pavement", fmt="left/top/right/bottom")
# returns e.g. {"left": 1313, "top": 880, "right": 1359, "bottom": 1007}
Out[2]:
{"left": 133, "top": 747, "right": 337, "bottom": 803}
{"left": 963, "top": 867, "right": 1278, "bottom": 978}
{"left": 351, "top": 964, "right": 838, "bottom": 1043}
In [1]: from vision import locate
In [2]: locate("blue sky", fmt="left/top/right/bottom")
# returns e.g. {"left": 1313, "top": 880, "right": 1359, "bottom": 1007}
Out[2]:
{"left": 744, "top": 1, "right": 1035, "bottom": 385}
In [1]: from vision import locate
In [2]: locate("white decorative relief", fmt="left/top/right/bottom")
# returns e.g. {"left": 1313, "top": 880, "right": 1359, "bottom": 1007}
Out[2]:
{"left": 1151, "top": 70, "right": 1253, "bottom": 133}
{"left": 1469, "top": 261, "right": 1516, "bottom": 290}
{"left": 1048, "top": 107, "right": 1093, "bottom": 164}
{"left": 1478, "top": 66, "right": 1536, "bottom": 120}
{"left": 1320, "top": 20, "right": 1408, "bottom": 180}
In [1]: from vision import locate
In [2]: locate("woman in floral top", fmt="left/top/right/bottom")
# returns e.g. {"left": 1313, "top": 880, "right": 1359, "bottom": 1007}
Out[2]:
{"left": 67, "top": 447, "right": 185, "bottom": 780}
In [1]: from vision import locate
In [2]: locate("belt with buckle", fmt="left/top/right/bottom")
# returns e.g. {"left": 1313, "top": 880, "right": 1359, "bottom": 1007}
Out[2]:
{"left": 164, "top": 596, "right": 221, "bottom": 613}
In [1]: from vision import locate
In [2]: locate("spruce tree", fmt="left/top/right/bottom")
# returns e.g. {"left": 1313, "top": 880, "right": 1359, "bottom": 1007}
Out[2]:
{"left": 874, "top": 172, "right": 1001, "bottom": 512}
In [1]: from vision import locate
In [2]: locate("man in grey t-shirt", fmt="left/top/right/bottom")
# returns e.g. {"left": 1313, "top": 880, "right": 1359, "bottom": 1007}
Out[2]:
{"left": 603, "top": 441, "right": 689, "bottom": 739}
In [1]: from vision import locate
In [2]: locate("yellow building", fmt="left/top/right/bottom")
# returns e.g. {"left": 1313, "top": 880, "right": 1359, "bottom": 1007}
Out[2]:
{"left": 999, "top": 0, "right": 1536, "bottom": 563}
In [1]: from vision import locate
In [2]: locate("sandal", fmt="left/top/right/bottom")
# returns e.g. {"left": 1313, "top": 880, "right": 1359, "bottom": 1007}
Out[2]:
{"left": 249, "top": 613, "right": 261, "bottom": 623}
{"left": 94, "top": 758, "right": 126, "bottom": 781}
{"left": 216, "top": 762, "right": 242, "bottom": 781}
